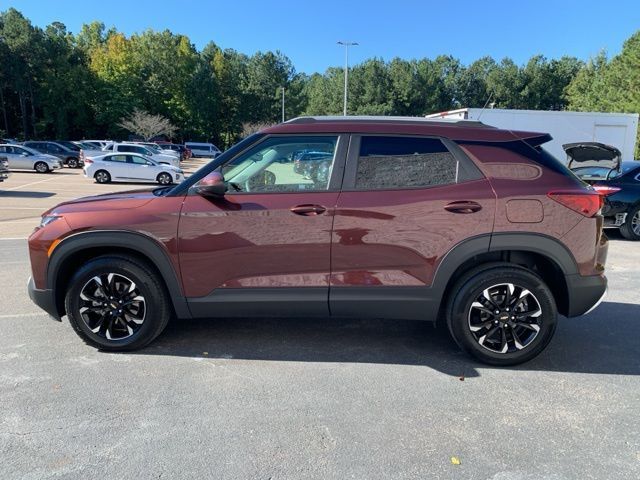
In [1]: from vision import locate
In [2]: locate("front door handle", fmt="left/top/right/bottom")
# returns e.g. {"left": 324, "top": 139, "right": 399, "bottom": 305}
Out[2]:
{"left": 444, "top": 201, "right": 483, "bottom": 214}
{"left": 290, "top": 204, "right": 327, "bottom": 216}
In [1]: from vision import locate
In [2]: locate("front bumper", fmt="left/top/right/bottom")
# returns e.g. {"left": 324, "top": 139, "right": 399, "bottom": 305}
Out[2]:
{"left": 565, "top": 273, "right": 608, "bottom": 317}
{"left": 27, "top": 276, "right": 61, "bottom": 321}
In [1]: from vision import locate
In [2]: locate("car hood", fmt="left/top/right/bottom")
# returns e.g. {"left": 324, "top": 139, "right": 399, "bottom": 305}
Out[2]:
{"left": 45, "top": 188, "right": 158, "bottom": 215}
{"left": 564, "top": 142, "right": 621, "bottom": 171}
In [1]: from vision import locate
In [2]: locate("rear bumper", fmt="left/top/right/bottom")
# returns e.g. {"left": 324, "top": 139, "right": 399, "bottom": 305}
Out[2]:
{"left": 565, "top": 273, "right": 608, "bottom": 317}
{"left": 27, "top": 276, "right": 61, "bottom": 321}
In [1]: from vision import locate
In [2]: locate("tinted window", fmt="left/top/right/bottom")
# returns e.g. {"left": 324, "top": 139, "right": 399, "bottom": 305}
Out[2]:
{"left": 356, "top": 136, "right": 458, "bottom": 189}
{"left": 47, "top": 143, "right": 63, "bottom": 153}
{"left": 57, "top": 141, "right": 80, "bottom": 151}
{"left": 118, "top": 145, "right": 135, "bottom": 153}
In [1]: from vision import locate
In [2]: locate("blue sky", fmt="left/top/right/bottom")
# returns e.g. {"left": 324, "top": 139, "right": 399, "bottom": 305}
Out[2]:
{"left": 5, "top": 0, "right": 640, "bottom": 73}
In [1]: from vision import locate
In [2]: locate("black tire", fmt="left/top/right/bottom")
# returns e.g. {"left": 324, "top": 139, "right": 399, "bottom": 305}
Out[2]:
{"left": 157, "top": 172, "right": 172, "bottom": 185}
{"left": 34, "top": 161, "right": 49, "bottom": 173}
{"left": 446, "top": 264, "right": 557, "bottom": 366}
{"left": 67, "top": 157, "right": 79, "bottom": 168}
{"left": 94, "top": 170, "right": 111, "bottom": 184}
{"left": 64, "top": 255, "right": 171, "bottom": 351}
{"left": 620, "top": 205, "right": 640, "bottom": 241}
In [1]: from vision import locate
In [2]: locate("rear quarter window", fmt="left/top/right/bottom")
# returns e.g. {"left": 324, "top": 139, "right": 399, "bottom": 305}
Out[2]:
{"left": 355, "top": 136, "right": 459, "bottom": 190}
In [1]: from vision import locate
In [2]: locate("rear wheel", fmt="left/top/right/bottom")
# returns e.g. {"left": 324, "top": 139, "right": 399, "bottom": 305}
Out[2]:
{"left": 157, "top": 172, "right": 172, "bottom": 185}
{"left": 94, "top": 170, "right": 111, "bottom": 184}
{"left": 34, "top": 161, "right": 49, "bottom": 173}
{"left": 67, "top": 157, "right": 79, "bottom": 168}
{"left": 446, "top": 265, "right": 557, "bottom": 365}
{"left": 64, "top": 256, "right": 171, "bottom": 351}
{"left": 620, "top": 205, "right": 640, "bottom": 241}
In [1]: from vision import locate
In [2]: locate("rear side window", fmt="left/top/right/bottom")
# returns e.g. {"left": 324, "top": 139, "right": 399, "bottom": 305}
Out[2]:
{"left": 356, "top": 136, "right": 458, "bottom": 189}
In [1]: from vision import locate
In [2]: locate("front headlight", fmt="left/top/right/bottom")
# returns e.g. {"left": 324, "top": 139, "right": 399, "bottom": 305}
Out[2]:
{"left": 40, "top": 215, "right": 61, "bottom": 228}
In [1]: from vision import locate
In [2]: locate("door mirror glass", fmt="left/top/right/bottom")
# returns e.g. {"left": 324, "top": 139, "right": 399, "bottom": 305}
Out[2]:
{"left": 196, "top": 171, "right": 227, "bottom": 198}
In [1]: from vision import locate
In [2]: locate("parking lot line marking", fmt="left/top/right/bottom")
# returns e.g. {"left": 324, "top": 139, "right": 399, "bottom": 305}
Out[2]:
{"left": 0, "top": 313, "right": 48, "bottom": 319}
{"left": 1, "top": 207, "right": 47, "bottom": 210}
{"left": 1, "top": 177, "right": 58, "bottom": 191}
{"left": 0, "top": 220, "right": 40, "bottom": 223}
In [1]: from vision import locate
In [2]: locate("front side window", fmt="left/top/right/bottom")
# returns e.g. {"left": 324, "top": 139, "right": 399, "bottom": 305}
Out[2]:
{"left": 355, "top": 136, "right": 458, "bottom": 190}
{"left": 220, "top": 136, "right": 338, "bottom": 193}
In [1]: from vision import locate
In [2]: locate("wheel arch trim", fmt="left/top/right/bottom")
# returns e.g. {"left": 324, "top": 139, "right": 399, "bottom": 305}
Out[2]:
{"left": 47, "top": 230, "right": 191, "bottom": 319}
{"left": 429, "top": 232, "right": 579, "bottom": 318}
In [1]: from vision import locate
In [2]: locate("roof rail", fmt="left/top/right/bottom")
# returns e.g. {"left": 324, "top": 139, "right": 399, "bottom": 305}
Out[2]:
{"left": 284, "top": 115, "right": 490, "bottom": 127}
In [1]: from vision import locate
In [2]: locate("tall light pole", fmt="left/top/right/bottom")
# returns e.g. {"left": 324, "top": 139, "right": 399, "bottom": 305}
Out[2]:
{"left": 281, "top": 87, "right": 285, "bottom": 123}
{"left": 337, "top": 41, "right": 358, "bottom": 116}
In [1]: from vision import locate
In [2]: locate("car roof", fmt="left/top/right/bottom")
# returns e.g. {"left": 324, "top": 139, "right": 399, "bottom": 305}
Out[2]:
{"left": 262, "top": 116, "right": 550, "bottom": 144}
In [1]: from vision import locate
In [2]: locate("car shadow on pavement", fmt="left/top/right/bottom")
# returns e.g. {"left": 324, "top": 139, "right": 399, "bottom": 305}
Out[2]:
{"left": 135, "top": 300, "right": 640, "bottom": 378}
{"left": 0, "top": 190, "right": 55, "bottom": 198}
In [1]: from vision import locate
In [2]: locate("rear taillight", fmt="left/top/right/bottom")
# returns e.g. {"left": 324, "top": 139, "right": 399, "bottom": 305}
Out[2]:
{"left": 592, "top": 185, "right": 621, "bottom": 197}
{"left": 547, "top": 191, "right": 602, "bottom": 217}
{"left": 83, "top": 158, "right": 93, "bottom": 164}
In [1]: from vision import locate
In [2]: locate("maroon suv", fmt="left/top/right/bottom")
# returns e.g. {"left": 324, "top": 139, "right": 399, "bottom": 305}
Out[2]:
{"left": 27, "top": 117, "right": 608, "bottom": 365}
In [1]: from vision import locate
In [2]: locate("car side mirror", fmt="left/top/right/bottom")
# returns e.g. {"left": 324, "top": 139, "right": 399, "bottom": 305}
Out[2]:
{"left": 196, "top": 171, "right": 227, "bottom": 198}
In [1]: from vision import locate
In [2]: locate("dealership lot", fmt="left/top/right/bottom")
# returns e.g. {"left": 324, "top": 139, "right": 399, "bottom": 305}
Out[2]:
{"left": 1, "top": 166, "right": 639, "bottom": 479}
{"left": 0, "top": 158, "right": 208, "bottom": 238}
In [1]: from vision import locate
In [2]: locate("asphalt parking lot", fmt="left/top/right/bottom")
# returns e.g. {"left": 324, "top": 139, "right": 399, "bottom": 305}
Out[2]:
{"left": 1, "top": 165, "right": 639, "bottom": 479}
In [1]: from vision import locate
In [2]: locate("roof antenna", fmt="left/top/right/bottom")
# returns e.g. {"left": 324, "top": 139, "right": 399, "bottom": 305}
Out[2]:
{"left": 476, "top": 89, "right": 495, "bottom": 122}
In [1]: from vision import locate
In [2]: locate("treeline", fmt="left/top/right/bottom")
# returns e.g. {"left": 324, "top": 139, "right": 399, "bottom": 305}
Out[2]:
{"left": 1, "top": 8, "right": 638, "bottom": 150}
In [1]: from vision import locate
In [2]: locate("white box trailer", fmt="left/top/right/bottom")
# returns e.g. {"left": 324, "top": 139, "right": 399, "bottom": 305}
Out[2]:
{"left": 426, "top": 108, "right": 639, "bottom": 161}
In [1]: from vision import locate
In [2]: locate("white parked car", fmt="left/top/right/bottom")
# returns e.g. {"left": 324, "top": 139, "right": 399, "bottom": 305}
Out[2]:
{"left": 185, "top": 142, "right": 221, "bottom": 158}
{"left": 83, "top": 153, "right": 184, "bottom": 185}
{"left": 95, "top": 143, "right": 180, "bottom": 167}
{"left": 0, "top": 144, "right": 62, "bottom": 172}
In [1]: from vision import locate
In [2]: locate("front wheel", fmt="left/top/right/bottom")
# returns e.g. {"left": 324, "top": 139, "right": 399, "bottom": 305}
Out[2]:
{"left": 157, "top": 172, "right": 172, "bottom": 185}
{"left": 64, "top": 256, "right": 171, "bottom": 350}
{"left": 446, "top": 265, "right": 557, "bottom": 366}
{"left": 67, "top": 157, "right": 79, "bottom": 168}
{"left": 94, "top": 170, "right": 111, "bottom": 184}
{"left": 620, "top": 205, "right": 640, "bottom": 241}
{"left": 34, "top": 161, "right": 49, "bottom": 173}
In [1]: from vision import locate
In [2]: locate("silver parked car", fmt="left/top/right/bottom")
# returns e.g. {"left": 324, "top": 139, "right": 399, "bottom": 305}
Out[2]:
{"left": 23, "top": 141, "right": 82, "bottom": 168}
{"left": 0, "top": 144, "right": 62, "bottom": 173}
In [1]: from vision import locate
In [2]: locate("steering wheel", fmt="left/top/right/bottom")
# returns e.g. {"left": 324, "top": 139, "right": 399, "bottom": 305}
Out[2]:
{"left": 245, "top": 170, "right": 276, "bottom": 192}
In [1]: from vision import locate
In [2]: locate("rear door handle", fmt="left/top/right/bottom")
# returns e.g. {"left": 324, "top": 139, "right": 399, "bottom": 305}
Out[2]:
{"left": 290, "top": 204, "right": 327, "bottom": 216}
{"left": 444, "top": 201, "right": 483, "bottom": 214}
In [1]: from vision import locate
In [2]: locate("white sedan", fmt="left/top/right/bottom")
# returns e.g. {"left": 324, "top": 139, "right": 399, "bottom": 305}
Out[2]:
{"left": 84, "top": 153, "right": 184, "bottom": 185}
{"left": 0, "top": 144, "right": 62, "bottom": 172}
